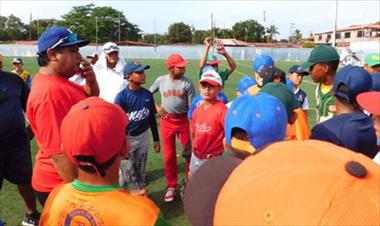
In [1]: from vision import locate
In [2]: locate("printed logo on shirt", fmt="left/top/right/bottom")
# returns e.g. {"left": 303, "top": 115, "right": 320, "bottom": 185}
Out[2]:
{"left": 128, "top": 107, "right": 150, "bottom": 122}
{"left": 163, "top": 89, "right": 184, "bottom": 98}
{"left": 60, "top": 203, "right": 102, "bottom": 226}
{"left": 195, "top": 122, "right": 211, "bottom": 133}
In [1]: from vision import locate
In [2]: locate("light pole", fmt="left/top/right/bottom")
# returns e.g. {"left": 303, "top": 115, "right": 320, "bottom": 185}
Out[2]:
{"left": 332, "top": 0, "right": 339, "bottom": 47}
{"left": 95, "top": 16, "right": 98, "bottom": 51}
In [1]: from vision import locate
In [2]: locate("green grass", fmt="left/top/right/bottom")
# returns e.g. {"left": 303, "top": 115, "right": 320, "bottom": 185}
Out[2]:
{"left": 0, "top": 56, "right": 317, "bottom": 225}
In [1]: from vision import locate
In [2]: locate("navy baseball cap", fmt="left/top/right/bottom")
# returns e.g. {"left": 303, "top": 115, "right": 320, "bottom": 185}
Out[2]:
{"left": 333, "top": 65, "right": 372, "bottom": 103}
{"left": 288, "top": 65, "right": 309, "bottom": 76}
{"left": 371, "top": 72, "right": 380, "bottom": 91}
{"left": 224, "top": 93, "right": 287, "bottom": 154}
{"left": 253, "top": 54, "right": 274, "bottom": 73}
{"left": 38, "top": 27, "right": 90, "bottom": 53}
{"left": 258, "top": 66, "right": 286, "bottom": 87}
{"left": 123, "top": 61, "right": 150, "bottom": 76}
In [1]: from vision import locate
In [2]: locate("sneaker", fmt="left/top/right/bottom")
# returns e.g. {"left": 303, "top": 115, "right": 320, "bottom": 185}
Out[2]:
{"left": 164, "top": 187, "right": 176, "bottom": 202}
{"left": 22, "top": 212, "right": 40, "bottom": 226}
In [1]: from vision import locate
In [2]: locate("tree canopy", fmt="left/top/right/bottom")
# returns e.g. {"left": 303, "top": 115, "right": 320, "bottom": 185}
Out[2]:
{"left": 167, "top": 22, "right": 192, "bottom": 43}
{"left": 0, "top": 7, "right": 294, "bottom": 45}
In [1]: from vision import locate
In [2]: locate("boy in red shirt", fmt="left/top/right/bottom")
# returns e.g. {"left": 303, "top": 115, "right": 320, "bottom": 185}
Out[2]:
{"left": 190, "top": 70, "right": 227, "bottom": 175}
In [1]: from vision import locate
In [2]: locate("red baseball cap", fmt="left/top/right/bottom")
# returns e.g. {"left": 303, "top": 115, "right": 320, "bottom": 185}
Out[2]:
{"left": 166, "top": 53, "right": 189, "bottom": 69}
{"left": 60, "top": 97, "right": 128, "bottom": 166}
{"left": 357, "top": 91, "right": 380, "bottom": 116}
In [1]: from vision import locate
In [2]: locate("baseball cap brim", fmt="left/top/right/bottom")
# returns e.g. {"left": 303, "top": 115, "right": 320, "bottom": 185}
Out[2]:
{"left": 300, "top": 61, "right": 314, "bottom": 70}
{"left": 199, "top": 79, "right": 221, "bottom": 87}
{"left": 60, "top": 39, "right": 90, "bottom": 48}
{"left": 184, "top": 156, "right": 242, "bottom": 226}
{"left": 357, "top": 91, "right": 380, "bottom": 115}
{"left": 207, "top": 60, "right": 222, "bottom": 65}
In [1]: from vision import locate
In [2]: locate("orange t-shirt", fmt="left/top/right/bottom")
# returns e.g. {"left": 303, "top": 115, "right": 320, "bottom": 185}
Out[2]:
{"left": 26, "top": 73, "right": 87, "bottom": 192}
{"left": 40, "top": 180, "right": 168, "bottom": 226}
{"left": 285, "top": 108, "right": 311, "bottom": 140}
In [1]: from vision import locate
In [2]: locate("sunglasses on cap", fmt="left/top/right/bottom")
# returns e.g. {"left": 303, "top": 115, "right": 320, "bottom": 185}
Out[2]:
{"left": 50, "top": 32, "right": 78, "bottom": 49}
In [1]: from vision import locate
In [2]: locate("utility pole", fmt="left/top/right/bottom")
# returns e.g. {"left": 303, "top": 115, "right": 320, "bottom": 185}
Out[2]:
{"left": 118, "top": 12, "right": 121, "bottom": 43}
{"left": 29, "top": 12, "right": 32, "bottom": 40}
{"left": 96, "top": 16, "right": 98, "bottom": 51}
{"left": 332, "top": 0, "right": 339, "bottom": 47}
{"left": 154, "top": 17, "right": 157, "bottom": 52}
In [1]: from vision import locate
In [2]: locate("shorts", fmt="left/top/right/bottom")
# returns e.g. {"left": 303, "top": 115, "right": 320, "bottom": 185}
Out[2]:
{"left": 0, "top": 149, "right": 33, "bottom": 189}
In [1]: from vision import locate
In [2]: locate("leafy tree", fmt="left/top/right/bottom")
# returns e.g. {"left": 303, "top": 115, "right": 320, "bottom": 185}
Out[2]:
{"left": 167, "top": 22, "right": 192, "bottom": 43}
{"left": 232, "top": 19, "right": 265, "bottom": 42}
{"left": 140, "top": 33, "right": 168, "bottom": 45}
{"left": 58, "top": 4, "right": 141, "bottom": 42}
{"left": 265, "top": 24, "right": 280, "bottom": 43}
{"left": 4, "top": 15, "right": 27, "bottom": 40}
{"left": 0, "top": 16, "right": 8, "bottom": 40}
{"left": 215, "top": 28, "right": 233, "bottom": 39}
{"left": 192, "top": 30, "right": 208, "bottom": 44}
{"left": 29, "top": 19, "right": 60, "bottom": 40}
{"left": 289, "top": 29, "right": 303, "bottom": 44}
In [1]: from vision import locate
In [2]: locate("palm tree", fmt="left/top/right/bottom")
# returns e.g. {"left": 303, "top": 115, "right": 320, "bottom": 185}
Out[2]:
{"left": 266, "top": 25, "right": 280, "bottom": 43}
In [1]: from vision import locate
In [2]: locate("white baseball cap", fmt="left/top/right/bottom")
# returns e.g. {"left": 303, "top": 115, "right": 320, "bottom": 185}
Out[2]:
{"left": 102, "top": 42, "right": 119, "bottom": 54}
{"left": 199, "top": 70, "right": 222, "bottom": 87}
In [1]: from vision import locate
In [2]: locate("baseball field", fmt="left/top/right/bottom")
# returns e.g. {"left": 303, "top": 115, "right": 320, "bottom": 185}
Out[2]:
{"left": 0, "top": 56, "right": 318, "bottom": 225}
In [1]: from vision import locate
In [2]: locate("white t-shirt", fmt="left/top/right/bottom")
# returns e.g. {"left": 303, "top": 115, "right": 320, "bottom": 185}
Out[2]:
{"left": 95, "top": 69, "right": 128, "bottom": 103}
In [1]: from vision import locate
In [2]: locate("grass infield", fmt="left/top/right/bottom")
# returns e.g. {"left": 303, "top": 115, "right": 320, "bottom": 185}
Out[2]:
{"left": 0, "top": 56, "right": 317, "bottom": 225}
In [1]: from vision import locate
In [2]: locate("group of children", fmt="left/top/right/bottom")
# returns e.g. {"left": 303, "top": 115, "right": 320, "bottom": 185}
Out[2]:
{"left": 1, "top": 25, "right": 380, "bottom": 225}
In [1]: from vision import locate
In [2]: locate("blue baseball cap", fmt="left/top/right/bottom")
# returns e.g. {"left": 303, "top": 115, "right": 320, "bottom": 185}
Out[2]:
{"left": 123, "top": 61, "right": 150, "bottom": 76}
{"left": 333, "top": 65, "right": 372, "bottom": 103}
{"left": 201, "top": 65, "right": 216, "bottom": 74}
{"left": 285, "top": 78, "right": 294, "bottom": 92}
{"left": 253, "top": 54, "right": 274, "bottom": 73}
{"left": 371, "top": 72, "right": 380, "bottom": 91}
{"left": 237, "top": 76, "right": 256, "bottom": 95}
{"left": 38, "top": 27, "right": 90, "bottom": 53}
{"left": 288, "top": 65, "right": 309, "bottom": 76}
{"left": 225, "top": 93, "right": 287, "bottom": 154}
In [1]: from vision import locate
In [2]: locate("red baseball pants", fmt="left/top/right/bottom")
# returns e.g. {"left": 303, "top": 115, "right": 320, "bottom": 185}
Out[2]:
{"left": 160, "top": 114, "right": 190, "bottom": 189}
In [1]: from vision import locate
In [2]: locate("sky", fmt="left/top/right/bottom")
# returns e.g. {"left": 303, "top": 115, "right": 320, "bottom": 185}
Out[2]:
{"left": 1, "top": 0, "right": 379, "bottom": 39}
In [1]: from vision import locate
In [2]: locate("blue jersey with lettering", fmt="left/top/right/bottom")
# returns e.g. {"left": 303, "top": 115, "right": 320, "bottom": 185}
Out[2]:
{"left": 115, "top": 87, "right": 157, "bottom": 136}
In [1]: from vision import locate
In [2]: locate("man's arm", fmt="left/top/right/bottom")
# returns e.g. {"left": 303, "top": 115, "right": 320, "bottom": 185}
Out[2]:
{"left": 199, "top": 37, "right": 212, "bottom": 69}
{"left": 81, "top": 62, "right": 100, "bottom": 97}
{"left": 51, "top": 153, "right": 78, "bottom": 182}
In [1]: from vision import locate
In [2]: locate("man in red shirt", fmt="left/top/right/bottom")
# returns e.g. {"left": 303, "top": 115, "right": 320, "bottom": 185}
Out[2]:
{"left": 190, "top": 70, "right": 227, "bottom": 175}
{"left": 26, "top": 27, "right": 99, "bottom": 206}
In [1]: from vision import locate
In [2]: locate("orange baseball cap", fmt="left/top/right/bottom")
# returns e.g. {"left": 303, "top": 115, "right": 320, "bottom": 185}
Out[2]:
{"left": 60, "top": 97, "right": 128, "bottom": 166}
{"left": 184, "top": 140, "right": 380, "bottom": 226}
{"left": 166, "top": 53, "right": 188, "bottom": 69}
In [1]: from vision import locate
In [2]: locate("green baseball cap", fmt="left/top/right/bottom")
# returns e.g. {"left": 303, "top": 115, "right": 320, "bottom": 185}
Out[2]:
{"left": 206, "top": 53, "right": 222, "bottom": 65}
{"left": 260, "top": 82, "right": 300, "bottom": 120}
{"left": 301, "top": 45, "right": 340, "bottom": 70}
{"left": 364, "top": 53, "right": 380, "bottom": 67}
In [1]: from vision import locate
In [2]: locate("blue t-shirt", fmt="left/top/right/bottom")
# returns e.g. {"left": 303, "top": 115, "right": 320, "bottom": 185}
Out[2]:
{"left": 115, "top": 86, "right": 157, "bottom": 138}
{"left": 0, "top": 71, "right": 29, "bottom": 154}
{"left": 188, "top": 92, "right": 228, "bottom": 119}
{"left": 311, "top": 111, "right": 377, "bottom": 158}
